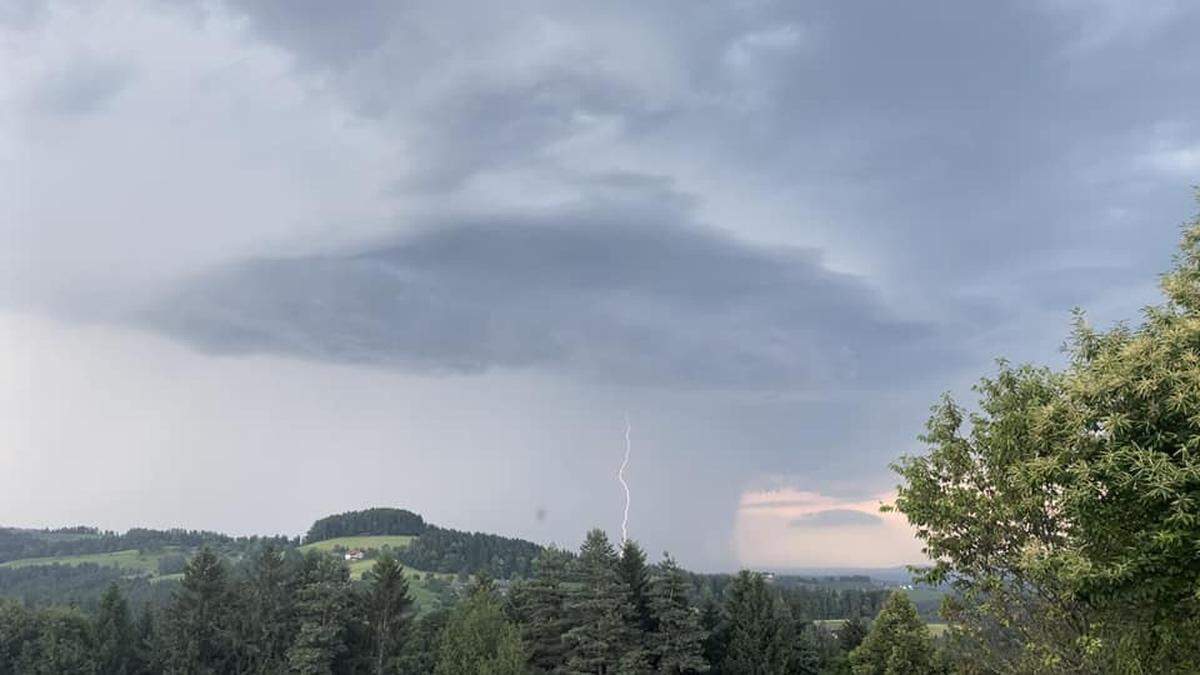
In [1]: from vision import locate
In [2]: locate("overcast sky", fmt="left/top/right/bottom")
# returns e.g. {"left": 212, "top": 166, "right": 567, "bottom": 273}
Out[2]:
{"left": 3, "top": 0, "right": 1199, "bottom": 570}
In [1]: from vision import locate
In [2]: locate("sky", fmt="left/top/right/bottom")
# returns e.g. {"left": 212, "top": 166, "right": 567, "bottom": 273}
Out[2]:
{"left": 2, "top": 0, "right": 1199, "bottom": 571}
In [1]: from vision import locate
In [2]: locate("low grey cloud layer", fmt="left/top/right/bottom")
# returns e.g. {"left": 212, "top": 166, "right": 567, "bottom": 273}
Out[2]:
{"left": 3, "top": 0, "right": 1200, "bottom": 568}
{"left": 146, "top": 200, "right": 949, "bottom": 388}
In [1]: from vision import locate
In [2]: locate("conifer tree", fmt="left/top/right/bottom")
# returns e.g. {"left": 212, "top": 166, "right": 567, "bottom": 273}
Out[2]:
{"left": 160, "top": 547, "right": 235, "bottom": 674}
{"left": 647, "top": 554, "right": 708, "bottom": 674}
{"left": 848, "top": 592, "right": 934, "bottom": 675}
{"left": 721, "top": 571, "right": 796, "bottom": 675}
{"left": 563, "top": 529, "right": 641, "bottom": 674}
{"left": 618, "top": 540, "right": 653, "bottom": 634}
{"left": 510, "top": 547, "right": 573, "bottom": 672}
{"left": 287, "top": 553, "right": 358, "bottom": 674}
{"left": 96, "top": 583, "right": 136, "bottom": 674}
{"left": 239, "top": 545, "right": 296, "bottom": 673}
{"left": 364, "top": 554, "right": 413, "bottom": 674}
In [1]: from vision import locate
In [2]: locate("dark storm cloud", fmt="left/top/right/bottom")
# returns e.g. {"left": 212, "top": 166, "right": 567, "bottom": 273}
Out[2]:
{"left": 145, "top": 198, "right": 954, "bottom": 389}
{"left": 789, "top": 510, "right": 882, "bottom": 528}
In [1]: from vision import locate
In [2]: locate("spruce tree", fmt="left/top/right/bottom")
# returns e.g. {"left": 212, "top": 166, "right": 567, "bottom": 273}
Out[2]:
{"left": 848, "top": 592, "right": 934, "bottom": 675}
{"left": 238, "top": 545, "right": 296, "bottom": 673}
{"left": 647, "top": 554, "right": 708, "bottom": 674}
{"left": 364, "top": 554, "right": 413, "bottom": 674}
{"left": 721, "top": 571, "right": 796, "bottom": 675}
{"left": 510, "top": 547, "right": 573, "bottom": 672}
{"left": 618, "top": 540, "right": 653, "bottom": 634}
{"left": 287, "top": 553, "right": 358, "bottom": 674}
{"left": 160, "top": 547, "right": 235, "bottom": 674}
{"left": 96, "top": 583, "right": 136, "bottom": 674}
{"left": 563, "top": 529, "right": 640, "bottom": 674}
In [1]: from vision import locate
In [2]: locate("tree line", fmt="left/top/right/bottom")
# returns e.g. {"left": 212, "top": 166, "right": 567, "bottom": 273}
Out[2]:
{"left": 0, "top": 527, "right": 946, "bottom": 673}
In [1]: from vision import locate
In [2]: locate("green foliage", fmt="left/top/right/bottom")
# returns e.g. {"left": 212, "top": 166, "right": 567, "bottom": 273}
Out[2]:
{"left": 647, "top": 554, "right": 708, "bottom": 673}
{"left": 510, "top": 547, "right": 573, "bottom": 672}
{"left": 159, "top": 547, "right": 236, "bottom": 674}
{"left": 618, "top": 540, "right": 653, "bottom": 635}
{"left": 305, "top": 508, "right": 427, "bottom": 544}
{"left": 96, "top": 584, "right": 137, "bottom": 674}
{"left": 848, "top": 592, "right": 934, "bottom": 675}
{"left": 434, "top": 585, "right": 527, "bottom": 675}
{"left": 893, "top": 212, "right": 1200, "bottom": 672}
{"left": 286, "top": 553, "right": 359, "bottom": 674}
{"left": 719, "top": 571, "right": 801, "bottom": 674}
{"left": 364, "top": 554, "right": 413, "bottom": 674}
{"left": 563, "top": 529, "right": 641, "bottom": 674}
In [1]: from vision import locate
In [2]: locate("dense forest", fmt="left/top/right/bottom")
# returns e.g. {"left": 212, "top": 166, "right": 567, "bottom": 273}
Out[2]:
{"left": 0, "top": 528, "right": 937, "bottom": 674}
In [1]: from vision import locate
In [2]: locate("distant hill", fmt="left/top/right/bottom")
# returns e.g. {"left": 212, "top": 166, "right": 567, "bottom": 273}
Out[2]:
{"left": 0, "top": 507, "right": 544, "bottom": 613}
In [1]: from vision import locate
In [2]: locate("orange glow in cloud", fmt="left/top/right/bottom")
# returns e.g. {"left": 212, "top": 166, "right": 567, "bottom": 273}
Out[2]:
{"left": 733, "top": 487, "right": 926, "bottom": 568}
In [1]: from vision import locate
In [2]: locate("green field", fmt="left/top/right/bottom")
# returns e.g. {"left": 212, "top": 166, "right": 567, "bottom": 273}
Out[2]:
{"left": 298, "top": 535, "right": 416, "bottom": 553}
{"left": 0, "top": 548, "right": 178, "bottom": 574}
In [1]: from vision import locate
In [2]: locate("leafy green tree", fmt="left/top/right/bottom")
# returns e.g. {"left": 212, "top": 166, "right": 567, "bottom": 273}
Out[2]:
{"left": 646, "top": 554, "right": 708, "bottom": 673}
{"left": 364, "top": 554, "right": 413, "bottom": 674}
{"left": 510, "top": 547, "right": 573, "bottom": 672}
{"left": 96, "top": 583, "right": 136, "bottom": 674}
{"left": 17, "top": 607, "right": 98, "bottom": 675}
{"left": 848, "top": 592, "right": 934, "bottom": 675}
{"left": 435, "top": 584, "right": 527, "bottom": 675}
{"left": 720, "top": 571, "right": 795, "bottom": 675}
{"left": 287, "top": 553, "right": 358, "bottom": 675}
{"left": 892, "top": 211, "right": 1200, "bottom": 672}
{"left": 160, "top": 547, "right": 235, "bottom": 674}
{"left": 563, "top": 529, "right": 641, "bottom": 674}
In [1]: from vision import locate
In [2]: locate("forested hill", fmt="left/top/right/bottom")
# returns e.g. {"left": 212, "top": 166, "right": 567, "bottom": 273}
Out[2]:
{"left": 303, "top": 507, "right": 543, "bottom": 579}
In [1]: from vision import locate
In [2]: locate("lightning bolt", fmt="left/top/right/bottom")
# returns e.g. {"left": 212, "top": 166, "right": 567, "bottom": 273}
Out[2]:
{"left": 619, "top": 413, "right": 632, "bottom": 544}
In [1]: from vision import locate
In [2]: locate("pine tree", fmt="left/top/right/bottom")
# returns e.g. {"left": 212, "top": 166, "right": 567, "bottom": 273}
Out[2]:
{"left": 848, "top": 592, "right": 934, "bottom": 675}
{"left": 95, "top": 583, "right": 136, "bottom": 674}
{"left": 364, "top": 554, "right": 413, "bottom": 674}
{"left": 647, "top": 554, "right": 708, "bottom": 674}
{"left": 510, "top": 547, "right": 573, "bottom": 672}
{"left": 435, "top": 584, "right": 527, "bottom": 675}
{"left": 563, "top": 529, "right": 640, "bottom": 674}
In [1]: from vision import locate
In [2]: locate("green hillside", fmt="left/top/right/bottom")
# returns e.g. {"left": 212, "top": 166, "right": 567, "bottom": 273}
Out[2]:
{"left": 0, "top": 548, "right": 180, "bottom": 575}
{"left": 298, "top": 535, "right": 416, "bottom": 553}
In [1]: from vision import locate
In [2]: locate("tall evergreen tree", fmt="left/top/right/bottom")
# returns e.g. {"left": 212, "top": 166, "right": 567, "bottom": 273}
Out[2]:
{"left": 510, "top": 547, "right": 573, "bottom": 672}
{"left": 618, "top": 540, "right": 653, "bottom": 635}
{"left": 95, "top": 583, "right": 136, "bottom": 674}
{"left": 160, "top": 547, "right": 235, "bottom": 674}
{"left": 287, "top": 553, "right": 358, "bottom": 675}
{"left": 563, "top": 529, "right": 641, "bottom": 674}
{"left": 848, "top": 592, "right": 934, "bottom": 675}
{"left": 240, "top": 544, "right": 296, "bottom": 674}
{"left": 720, "top": 571, "right": 796, "bottom": 675}
{"left": 364, "top": 554, "right": 413, "bottom": 674}
{"left": 647, "top": 554, "right": 708, "bottom": 674}
{"left": 435, "top": 584, "right": 527, "bottom": 675}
